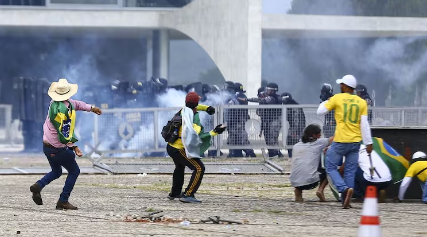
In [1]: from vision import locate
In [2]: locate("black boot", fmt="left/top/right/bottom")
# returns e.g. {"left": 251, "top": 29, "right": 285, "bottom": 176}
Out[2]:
{"left": 30, "top": 183, "right": 43, "bottom": 205}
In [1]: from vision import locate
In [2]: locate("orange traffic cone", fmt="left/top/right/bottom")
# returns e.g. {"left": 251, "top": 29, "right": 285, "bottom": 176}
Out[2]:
{"left": 358, "top": 186, "right": 381, "bottom": 237}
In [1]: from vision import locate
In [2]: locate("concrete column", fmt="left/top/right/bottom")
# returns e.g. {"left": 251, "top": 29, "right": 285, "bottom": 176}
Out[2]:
{"left": 146, "top": 33, "right": 153, "bottom": 81}
{"left": 160, "top": 0, "right": 262, "bottom": 98}
{"left": 159, "top": 29, "right": 170, "bottom": 79}
{"left": 152, "top": 29, "right": 169, "bottom": 80}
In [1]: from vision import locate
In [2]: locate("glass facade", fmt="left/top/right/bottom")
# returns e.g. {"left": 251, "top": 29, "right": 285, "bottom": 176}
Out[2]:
{"left": 263, "top": 0, "right": 427, "bottom": 18}
{"left": 0, "top": 0, "right": 193, "bottom": 7}
{"left": 0, "top": 0, "right": 45, "bottom": 5}
{"left": 124, "top": 0, "right": 192, "bottom": 8}
{"left": 50, "top": 0, "right": 118, "bottom": 4}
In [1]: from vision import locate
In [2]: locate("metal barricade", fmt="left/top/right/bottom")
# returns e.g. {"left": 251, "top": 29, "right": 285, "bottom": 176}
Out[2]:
{"left": 90, "top": 105, "right": 427, "bottom": 158}
{"left": 93, "top": 107, "right": 218, "bottom": 157}
{"left": 220, "top": 104, "right": 284, "bottom": 150}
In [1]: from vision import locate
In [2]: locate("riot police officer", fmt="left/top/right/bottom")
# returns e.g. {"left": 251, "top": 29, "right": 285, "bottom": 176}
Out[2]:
{"left": 320, "top": 83, "right": 335, "bottom": 138}
{"left": 223, "top": 81, "right": 239, "bottom": 157}
{"left": 356, "top": 84, "right": 373, "bottom": 124}
{"left": 248, "top": 83, "right": 282, "bottom": 158}
{"left": 282, "top": 92, "right": 306, "bottom": 158}
{"left": 111, "top": 79, "right": 129, "bottom": 108}
{"left": 226, "top": 83, "right": 256, "bottom": 158}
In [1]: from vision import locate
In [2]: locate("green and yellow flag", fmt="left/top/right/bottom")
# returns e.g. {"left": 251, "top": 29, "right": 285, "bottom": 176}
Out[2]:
{"left": 48, "top": 101, "right": 78, "bottom": 144}
{"left": 372, "top": 137, "right": 409, "bottom": 183}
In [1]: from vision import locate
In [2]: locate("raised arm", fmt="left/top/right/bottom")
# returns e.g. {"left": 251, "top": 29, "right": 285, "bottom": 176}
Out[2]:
{"left": 69, "top": 99, "right": 92, "bottom": 112}
{"left": 70, "top": 99, "right": 102, "bottom": 115}
{"left": 317, "top": 96, "right": 336, "bottom": 115}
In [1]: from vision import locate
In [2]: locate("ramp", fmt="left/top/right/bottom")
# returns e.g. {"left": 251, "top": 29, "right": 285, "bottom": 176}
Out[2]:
{"left": 93, "top": 160, "right": 284, "bottom": 174}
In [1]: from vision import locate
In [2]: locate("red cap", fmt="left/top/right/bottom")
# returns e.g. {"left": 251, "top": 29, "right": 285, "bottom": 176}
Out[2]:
{"left": 185, "top": 92, "right": 200, "bottom": 104}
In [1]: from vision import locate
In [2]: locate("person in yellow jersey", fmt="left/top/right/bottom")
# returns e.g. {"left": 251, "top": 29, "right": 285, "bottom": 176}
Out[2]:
{"left": 398, "top": 151, "right": 427, "bottom": 203}
{"left": 317, "top": 75, "right": 373, "bottom": 209}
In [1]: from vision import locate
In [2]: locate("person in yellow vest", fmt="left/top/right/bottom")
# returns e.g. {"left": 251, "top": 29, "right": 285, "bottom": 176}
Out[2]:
{"left": 398, "top": 151, "right": 427, "bottom": 203}
{"left": 317, "top": 75, "right": 373, "bottom": 209}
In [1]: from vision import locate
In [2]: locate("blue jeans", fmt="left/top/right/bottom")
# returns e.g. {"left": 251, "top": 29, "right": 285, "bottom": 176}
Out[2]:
{"left": 326, "top": 142, "right": 360, "bottom": 193}
{"left": 37, "top": 146, "right": 80, "bottom": 202}
{"left": 354, "top": 167, "right": 391, "bottom": 198}
{"left": 422, "top": 181, "right": 427, "bottom": 203}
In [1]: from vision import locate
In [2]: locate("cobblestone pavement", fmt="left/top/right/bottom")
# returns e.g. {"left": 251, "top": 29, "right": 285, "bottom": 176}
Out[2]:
{"left": 1, "top": 173, "right": 427, "bottom": 237}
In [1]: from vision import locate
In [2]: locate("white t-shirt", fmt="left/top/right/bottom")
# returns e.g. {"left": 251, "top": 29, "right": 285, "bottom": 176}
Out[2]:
{"left": 358, "top": 147, "right": 392, "bottom": 183}
{"left": 290, "top": 138, "right": 330, "bottom": 187}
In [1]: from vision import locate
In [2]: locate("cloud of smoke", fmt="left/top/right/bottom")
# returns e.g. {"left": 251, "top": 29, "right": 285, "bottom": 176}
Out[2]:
{"left": 263, "top": 36, "right": 427, "bottom": 106}
{"left": 95, "top": 87, "right": 230, "bottom": 158}
{"left": 364, "top": 37, "right": 427, "bottom": 86}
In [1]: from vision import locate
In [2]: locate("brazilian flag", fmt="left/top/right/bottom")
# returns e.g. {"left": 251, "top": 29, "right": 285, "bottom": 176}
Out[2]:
{"left": 372, "top": 137, "right": 409, "bottom": 183}
{"left": 325, "top": 137, "right": 409, "bottom": 201}
{"left": 49, "top": 101, "right": 78, "bottom": 144}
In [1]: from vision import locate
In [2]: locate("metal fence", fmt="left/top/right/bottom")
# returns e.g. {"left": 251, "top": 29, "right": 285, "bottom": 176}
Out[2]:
{"left": 92, "top": 107, "right": 219, "bottom": 156}
{"left": 2, "top": 104, "right": 427, "bottom": 154}
{"left": 90, "top": 105, "right": 427, "bottom": 157}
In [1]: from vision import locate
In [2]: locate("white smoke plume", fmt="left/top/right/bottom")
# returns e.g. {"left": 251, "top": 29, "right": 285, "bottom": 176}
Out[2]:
{"left": 93, "top": 88, "right": 231, "bottom": 158}
{"left": 263, "top": 36, "right": 427, "bottom": 105}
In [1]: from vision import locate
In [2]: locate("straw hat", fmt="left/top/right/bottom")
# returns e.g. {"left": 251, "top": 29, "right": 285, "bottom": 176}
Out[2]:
{"left": 48, "top": 79, "right": 78, "bottom": 101}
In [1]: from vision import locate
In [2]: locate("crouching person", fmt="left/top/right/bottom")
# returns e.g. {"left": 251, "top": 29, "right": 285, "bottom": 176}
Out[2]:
{"left": 354, "top": 144, "right": 392, "bottom": 203}
{"left": 30, "top": 79, "right": 102, "bottom": 210}
{"left": 290, "top": 124, "right": 333, "bottom": 202}
{"left": 398, "top": 151, "right": 427, "bottom": 204}
{"left": 166, "top": 92, "right": 226, "bottom": 203}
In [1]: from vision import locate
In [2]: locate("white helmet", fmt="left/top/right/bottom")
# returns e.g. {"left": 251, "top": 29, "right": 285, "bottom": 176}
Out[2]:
{"left": 412, "top": 151, "right": 426, "bottom": 160}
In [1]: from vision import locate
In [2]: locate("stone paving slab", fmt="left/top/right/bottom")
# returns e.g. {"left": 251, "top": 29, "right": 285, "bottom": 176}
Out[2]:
{"left": 1, "top": 174, "right": 427, "bottom": 237}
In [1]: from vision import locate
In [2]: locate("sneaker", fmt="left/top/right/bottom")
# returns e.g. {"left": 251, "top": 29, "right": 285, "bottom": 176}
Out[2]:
{"left": 342, "top": 188, "right": 353, "bottom": 209}
{"left": 56, "top": 201, "right": 78, "bottom": 210}
{"left": 167, "top": 192, "right": 183, "bottom": 200}
{"left": 30, "top": 183, "right": 43, "bottom": 205}
{"left": 179, "top": 195, "right": 202, "bottom": 203}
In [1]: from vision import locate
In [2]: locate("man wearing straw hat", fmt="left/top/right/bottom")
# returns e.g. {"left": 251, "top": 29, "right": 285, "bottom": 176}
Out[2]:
{"left": 29, "top": 79, "right": 102, "bottom": 210}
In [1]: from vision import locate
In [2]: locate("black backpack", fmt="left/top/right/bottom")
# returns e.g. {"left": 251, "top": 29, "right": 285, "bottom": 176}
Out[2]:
{"left": 161, "top": 110, "right": 182, "bottom": 143}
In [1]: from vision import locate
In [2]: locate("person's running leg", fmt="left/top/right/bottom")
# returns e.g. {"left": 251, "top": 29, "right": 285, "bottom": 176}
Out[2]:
{"left": 167, "top": 145, "right": 185, "bottom": 199}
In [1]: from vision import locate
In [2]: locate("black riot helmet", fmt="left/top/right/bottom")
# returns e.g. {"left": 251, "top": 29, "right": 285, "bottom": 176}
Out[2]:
{"left": 133, "top": 81, "right": 144, "bottom": 92}
{"left": 211, "top": 85, "right": 220, "bottom": 93}
{"left": 202, "top": 84, "right": 211, "bottom": 94}
{"left": 281, "top": 92, "right": 292, "bottom": 104}
{"left": 265, "top": 82, "right": 278, "bottom": 96}
{"left": 149, "top": 76, "right": 168, "bottom": 92}
{"left": 355, "top": 84, "right": 368, "bottom": 96}
{"left": 320, "top": 83, "right": 333, "bottom": 102}
{"left": 111, "top": 79, "right": 121, "bottom": 91}
{"left": 224, "top": 81, "right": 236, "bottom": 93}
{"left": 234, "top": 82, "right": 246, "bottom": 93}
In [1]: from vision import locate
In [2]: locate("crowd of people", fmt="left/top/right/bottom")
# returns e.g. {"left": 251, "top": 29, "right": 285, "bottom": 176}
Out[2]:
{"left": 29, "top": 75, "right": 426, "bottom": 209}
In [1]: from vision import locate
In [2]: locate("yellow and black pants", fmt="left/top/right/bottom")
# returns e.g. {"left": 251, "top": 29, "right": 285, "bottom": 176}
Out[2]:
{"left": 167, "top": 144, "right": 205, "bottom": 197}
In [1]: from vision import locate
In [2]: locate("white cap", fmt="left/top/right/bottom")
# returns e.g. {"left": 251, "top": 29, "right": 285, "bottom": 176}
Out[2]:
{"left": 336, "top": 75, "right": 357, "bottom": 89}
{"left": 412, "top": 151, "right": 426, "bottom": 160}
